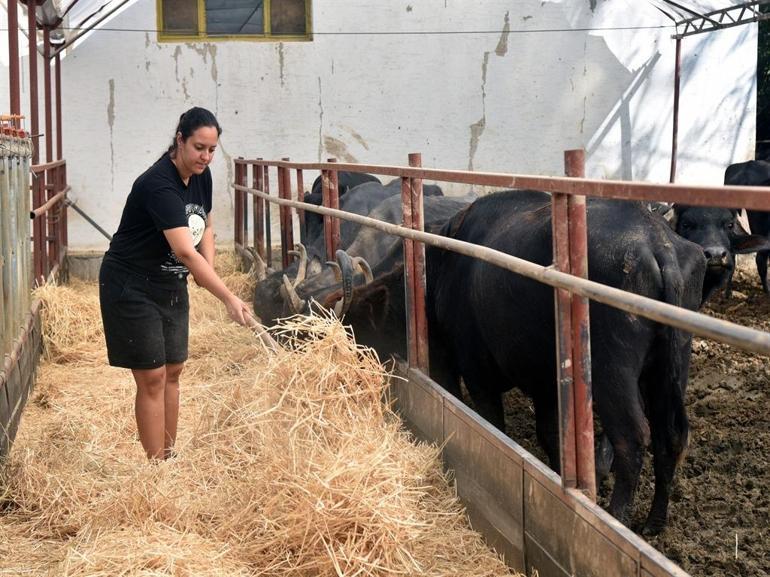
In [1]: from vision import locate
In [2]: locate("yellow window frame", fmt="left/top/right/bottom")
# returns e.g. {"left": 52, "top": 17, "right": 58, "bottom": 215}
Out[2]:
{"left": 156, "top": 0, "right": 313, "bottom": 42}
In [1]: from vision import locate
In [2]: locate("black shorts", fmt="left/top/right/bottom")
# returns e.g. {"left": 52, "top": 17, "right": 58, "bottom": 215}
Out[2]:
{"left": 99, "top": 259, "right": 189, "bottom": 369}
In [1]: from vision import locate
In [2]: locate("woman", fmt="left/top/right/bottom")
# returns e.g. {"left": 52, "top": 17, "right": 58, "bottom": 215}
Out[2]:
{"left": 99, "top": 107, "right": 251, "bottom": 460}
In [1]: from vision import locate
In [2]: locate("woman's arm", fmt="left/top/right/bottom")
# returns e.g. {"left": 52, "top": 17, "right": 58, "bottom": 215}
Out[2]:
{"left": 164, "top": 226, "right": 250, "bottom": 325}
{"left": 199, "top": 212, "right": 215, "bottom": 267}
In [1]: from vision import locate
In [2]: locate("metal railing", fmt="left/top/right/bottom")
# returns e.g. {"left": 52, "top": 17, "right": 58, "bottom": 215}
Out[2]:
{"left": 232, "top": 152, "right": 770, "bottom": 499}
{"left": 30, "top": 158, "right": 69, "bottom": 284}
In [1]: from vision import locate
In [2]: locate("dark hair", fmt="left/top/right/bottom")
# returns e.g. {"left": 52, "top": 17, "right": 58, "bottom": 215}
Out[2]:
{"left": 167, "top": 107, "right": 222, "bottom": 156}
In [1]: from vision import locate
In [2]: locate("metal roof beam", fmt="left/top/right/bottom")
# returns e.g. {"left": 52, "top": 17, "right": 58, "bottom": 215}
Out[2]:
{"left": 673, "top": 1, "right": 770, "bottom": 39}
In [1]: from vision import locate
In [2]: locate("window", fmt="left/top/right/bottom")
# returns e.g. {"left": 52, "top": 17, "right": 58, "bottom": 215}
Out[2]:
{"left": 158, "top": 0, "right": 311, "bottom": 40}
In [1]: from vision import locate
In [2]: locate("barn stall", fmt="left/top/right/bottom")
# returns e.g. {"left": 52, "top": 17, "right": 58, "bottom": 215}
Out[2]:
{"left": 1, "top": 3, "right": 761, "bottom": 572}
{"left": 231, "top": 153, "right": 770, "bottom": 577}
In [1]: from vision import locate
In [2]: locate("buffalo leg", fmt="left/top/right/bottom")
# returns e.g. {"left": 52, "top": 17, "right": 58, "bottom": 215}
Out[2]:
{"left": 533, "top": 395, "right": 561, "bottom": 473}
{"left": 595, "top": 433, "right": 614, "bottom": 484}
{"left": 642, "top": 370, "right": 690, "bottom": 535}
{"left": 461, "top": 373, "right": 506, "bottom": 431}
{"left": 723, "top": 268, "right": 734, "bottom": 299}
{"left": 757, "top": 251, "right": 769, "bottom": 293}
{"left": 596, "top": 368, "right": 649, "bottom": 525}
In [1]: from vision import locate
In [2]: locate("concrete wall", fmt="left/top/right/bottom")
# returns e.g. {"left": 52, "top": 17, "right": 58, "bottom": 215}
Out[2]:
{"left": 1, "top": 0, "right": 759, "bottom": 250}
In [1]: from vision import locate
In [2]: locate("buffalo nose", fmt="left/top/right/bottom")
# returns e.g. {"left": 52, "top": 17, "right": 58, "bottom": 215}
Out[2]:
{"left": 703, "top": 247, "right": 728, "bottom": 264}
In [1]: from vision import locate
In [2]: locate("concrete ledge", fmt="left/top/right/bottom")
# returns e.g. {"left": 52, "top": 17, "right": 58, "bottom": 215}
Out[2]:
{"left": 66, "top": 250, "right": 104, "bottom": 282}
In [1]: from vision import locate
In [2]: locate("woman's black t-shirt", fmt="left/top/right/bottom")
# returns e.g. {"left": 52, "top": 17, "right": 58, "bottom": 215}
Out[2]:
{"left": 104, "top": 153, "right": 212, "bottom": 286}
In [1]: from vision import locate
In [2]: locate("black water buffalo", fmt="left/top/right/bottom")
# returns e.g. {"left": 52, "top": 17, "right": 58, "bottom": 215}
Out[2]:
{"left": 302, "top": 172, "right": 381, "bottom": 243}
{"left": 253, "top": 190, "right": 467, "bottom": 326}
{"left": 295, "top": 194, "right": 474, "bottom": 318}
{"left": 303, "top": 178, "right": 444, "bottom": 252}
{"left": 723, "top": 160, "right": 770, "bottom": 293}
{"left": 339, "top": 190, "right": 705, "bottom": 535}
{"left": 670, "top": 203, "right": 770, "bottom": 300}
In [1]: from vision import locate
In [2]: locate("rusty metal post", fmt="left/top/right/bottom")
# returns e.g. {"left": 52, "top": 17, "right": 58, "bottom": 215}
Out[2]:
{"left": 253, "top": 160, "right": 265, "bottom": 260}
{"left": 283, "top": 158, "right": 295, "bottom": 267}
{"left": 296, "top": 168, "right": 305, "bottom": 245}
{"left": 322, "top": 158, "right": 339, "bottom": 260}
{"left": 670, "top": 38, "right": 682, "bottom": 184}
{"left": 47, "top": 166, "right": 59, "bottom": 273}
{"left": 401, "top": 173, "right": 418, "bottom": 367}
{"left": 234, "top": 159, "right": 245, "bottom": 249}
{"left": 565, "top": 149, "right": 596, "bottom": 500}
{"left": 61, "top": 161, "right": 67, "bottom": 249}
{"left": 55, "top": 53, "right": 62, "bottom": 159}
{"left": 263, "top": 165, "right": 272, "bottom": 266}
{"left": 32, "top": 170, "right": 45, "bottom": 282}
{"left": 43, "top": 26, "right": 52, "bottom": 163}
{"left": 409, "top": 153, "right": 429, "bottom": 372}
{"left": 552, "top": 188, "right": 577, "bottom": 490}
{"left": 8, "top": 0, "right": 21, "bottom": 116}
{"left": 27, "top": 2, "right": 39, "bottom": 165}
{"left": 278, "top": 159, "right": 292, "bottom": 269}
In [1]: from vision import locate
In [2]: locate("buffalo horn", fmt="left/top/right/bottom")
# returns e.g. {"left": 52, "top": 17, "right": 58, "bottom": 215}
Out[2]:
{"left": 334, "top": 250, "right": 355, "bottom": 317}
{"left": 288, "top": 243, "right": 308, "bottom": 287}
{"left": 247, "top": 246, "right": 268, "bottom": 282}
{"left": 281, "top": 274, "right": 306, "bottom": 314}
{"left": 352, "top": 257, "right": 374, "bottom": 284}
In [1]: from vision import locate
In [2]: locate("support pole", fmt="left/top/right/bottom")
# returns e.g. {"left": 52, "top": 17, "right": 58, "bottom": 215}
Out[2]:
{"left": 670, "top": 38, "right": 682, "bottom": 183}
{"left": 55, "top": 53, "right": 62, "bottom": 159}
{"left": 254, "top": 159, "right": 265, "bottom": 260}
{"left": 409, "top": 153, "right": 429, "bottom": 372}
{"left": 279, "top": 158, "right": 294, "bottom": 269}
{"left": 322, "top": 158, "right": 339, "bottom": 260}
{"left": 43, "top": 26, "right": 52, "bottom": 163}
{"left": 554, "top": 149, "right": 596, "bottom": 500}
{"left": 27, "top": 2, "right": 39, "bottom": 164}
{"left": 8, "top": 0, "right": 21, "bottom": 117}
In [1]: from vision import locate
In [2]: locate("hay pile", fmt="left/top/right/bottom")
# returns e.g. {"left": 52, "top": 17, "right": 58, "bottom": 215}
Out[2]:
{"left": 0, "top": 251, "right": 520, "bottom": 576}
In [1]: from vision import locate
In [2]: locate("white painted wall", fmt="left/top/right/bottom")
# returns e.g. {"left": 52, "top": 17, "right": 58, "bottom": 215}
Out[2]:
{"left": 1, "top": 0, "right": 759, "bottom": 250}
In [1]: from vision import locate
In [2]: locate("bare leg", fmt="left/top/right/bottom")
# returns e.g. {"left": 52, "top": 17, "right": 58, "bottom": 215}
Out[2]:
{"left": 164, "top": 362, "right": 184, "bottom": 458}
{"left": 132, "top": 366, "right": 167, "bottom": 459}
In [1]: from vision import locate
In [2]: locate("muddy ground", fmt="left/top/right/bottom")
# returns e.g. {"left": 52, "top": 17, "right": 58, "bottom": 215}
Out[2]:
{"left": 501, "top": 256, "right": 769, "bottom": 577}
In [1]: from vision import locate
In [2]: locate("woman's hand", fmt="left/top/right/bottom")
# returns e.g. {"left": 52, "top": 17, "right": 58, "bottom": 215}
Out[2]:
{"left": 225, "top": 295, "right": 252, "bottom": 326}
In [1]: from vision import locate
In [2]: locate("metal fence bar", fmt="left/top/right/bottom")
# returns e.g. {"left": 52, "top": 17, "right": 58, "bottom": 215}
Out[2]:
{"left": 233, "top": 182, "right": 770, "bottom": 357}
{"left": 408, "top": 153, "right": 429, "bottom": 373}
{"left": 233, "top": 159, "right": 770, "bottom": 212}
{"left": 401, "top": 174, "right": 417, "bottom": 367}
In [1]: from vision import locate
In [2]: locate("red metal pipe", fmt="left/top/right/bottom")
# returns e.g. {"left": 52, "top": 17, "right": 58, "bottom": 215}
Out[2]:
{"left": 234, "top": 159, "right": 245, "bottom": 247}
{"left": 263, "top": 165, "right": 272, "bottom": 265}
{"left": 401, "top": 175, "right": 417, "bottom": 367}
{"left": 283, "top": 159, "right": 294, "bottom": 264}
{"left": 253, "top": 161, "right": 265, "bottom": 259}
{"left": 552, "top": 191, "right": 577, "bottom": 489}
{"left": 27, "top": 2, "right": 39, "bottom": 164}
{"left": 296, "top": 169, "right": 305, "bottom": 244}
{"left": 409, "top": 153, "right": 429, "bottom": 372}
{"left": 61, "top": 162, "right": 67, "bottom": 249}
{"left": 232, "top": 159, "right": 770, "bottom": 212}
{"left": 670, "top": 38, "right": 682, "bottom": 184}
{"left": 278, "top": 159, "right": 293, "bottom": 269}
{"left": 329, "top": 159, "right": 340, "bottom": 257}
{"left": 43, "top": 27, "right": 52, "bottom": 163}
{"left": 55, "top": 53, "right": 62, "bottom": 159}
{"left": 32, "top": 172, "right": 45, "bottom": 282}
{"left": 8, "top": 0, "right": 21, "bottom": 117}
{"left": 322, "top": 168, "right": 332, "bottom": 260}
{"left": 46, "top": 167, "right": 57, "bottom": 272}
{"left": 565, "top": 149, "right": 596, "bottom": 501}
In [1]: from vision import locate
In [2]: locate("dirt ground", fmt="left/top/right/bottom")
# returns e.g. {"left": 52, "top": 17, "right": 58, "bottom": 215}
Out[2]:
{"left": 501, "top": 255, "right": 769, "bottom": 577}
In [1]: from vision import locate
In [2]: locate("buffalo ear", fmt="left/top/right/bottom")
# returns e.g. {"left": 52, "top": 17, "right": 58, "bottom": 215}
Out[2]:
{"left": 731, "top": 233, "right": 770, "bottom": 254}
